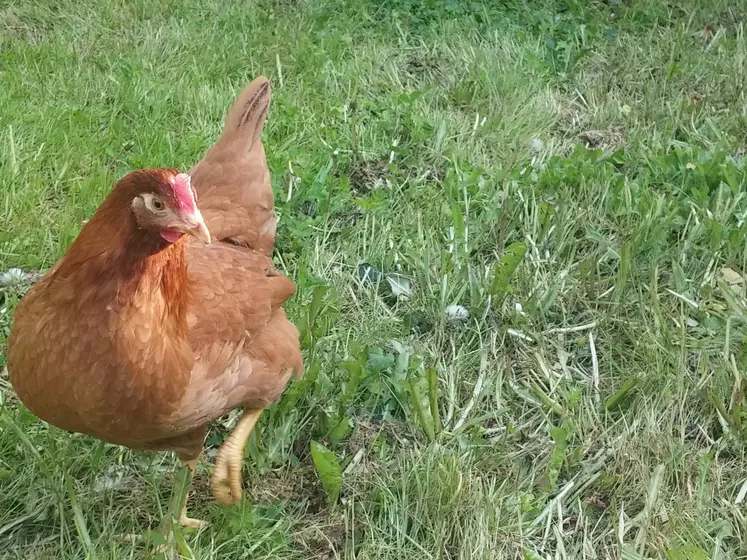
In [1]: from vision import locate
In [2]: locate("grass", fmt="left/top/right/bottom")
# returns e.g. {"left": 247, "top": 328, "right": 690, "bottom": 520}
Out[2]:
{"left": 1, "top": 0, "right": 747, "bottom": 558}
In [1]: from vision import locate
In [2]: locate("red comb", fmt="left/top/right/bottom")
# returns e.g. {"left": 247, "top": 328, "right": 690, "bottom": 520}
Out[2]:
{"left": 170, "top": 173, "right": 198, "bottom": 214}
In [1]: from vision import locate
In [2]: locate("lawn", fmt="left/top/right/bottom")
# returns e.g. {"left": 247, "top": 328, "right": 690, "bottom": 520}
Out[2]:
{"left": 2, "top": 0, "right": 747, "bottom": 558}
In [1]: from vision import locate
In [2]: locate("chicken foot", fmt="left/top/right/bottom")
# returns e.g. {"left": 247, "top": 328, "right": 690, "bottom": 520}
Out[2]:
{"left": 177, "top": 458, "right": 207, "bottom": 529}
{"left": 211, "top": 408, "right": 264, "bottom": 506}
{"left": 159, "top": 457, "right": 206, "bottom": 534}
{"left": 148, "top": 457, "right": 206, "bottom": 556}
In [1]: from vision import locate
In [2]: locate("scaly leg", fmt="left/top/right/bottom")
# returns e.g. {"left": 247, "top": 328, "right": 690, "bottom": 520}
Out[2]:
{"left": 211, "top": 408, "right": 264, "bottom": 506}
{"left": 159, "top": 457, "right": 206, "bottom": 535}
{"left": 151, "top": 457, "right": 207, "bottom": 556}
{"left": 178, "top": 459, "right": 207, "bottom": 529}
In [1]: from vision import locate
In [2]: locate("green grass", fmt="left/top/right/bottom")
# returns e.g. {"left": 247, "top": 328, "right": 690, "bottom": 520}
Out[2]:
{"left": 2, "top": 0, "right": 747, "bottom": 558}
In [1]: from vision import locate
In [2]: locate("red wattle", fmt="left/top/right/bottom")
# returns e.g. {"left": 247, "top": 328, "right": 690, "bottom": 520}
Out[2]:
{"left": 160, "top": 230, "right": 182, "bottom": 243}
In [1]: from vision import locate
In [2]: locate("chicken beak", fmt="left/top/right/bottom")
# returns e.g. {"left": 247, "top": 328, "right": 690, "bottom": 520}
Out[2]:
{"left": 185, "top": 214, "right": 211, "bottom": 245}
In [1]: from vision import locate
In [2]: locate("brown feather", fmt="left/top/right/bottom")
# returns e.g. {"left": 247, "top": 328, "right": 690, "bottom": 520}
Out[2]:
{"left": 188, "top": 76, "right": 277, "bottom": 255}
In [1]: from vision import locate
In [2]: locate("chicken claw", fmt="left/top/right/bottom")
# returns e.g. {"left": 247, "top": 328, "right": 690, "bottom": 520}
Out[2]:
{"left": 176, "top": 458, "right": 208, "bottom": 527}
{"left": 211, "top": 408, "right": 264, "bottom": 506}
{"left": 179, "top": 493, "right": 208, "bottom": 529}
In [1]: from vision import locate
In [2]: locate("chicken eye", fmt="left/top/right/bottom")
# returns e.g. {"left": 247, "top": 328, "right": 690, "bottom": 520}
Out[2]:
{"left": 140, "top": 193, "right": 168, "bottom": 214}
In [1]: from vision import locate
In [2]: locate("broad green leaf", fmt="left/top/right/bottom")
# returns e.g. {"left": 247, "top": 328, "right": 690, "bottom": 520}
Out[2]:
{"left": 310, "top": 440, "right": 343, "bottom": 505}
{"left": 406, "top": 378, "right": 435, "bottom": 441}
{"left": 328, "top": 416, "right": 353, "bottom": 444}
{"left": 450, "top": 202, "right": 466, "bottom": 252}
{"left": 278, "top": 361, "right": 320, "bottom": 413}
{"left": 614, "top": 241, "right": 632, "bottom": 305}
{"left": 489, "top": 241, "right": 527, "bottom": 296}
{"left": 367, "top": 347, "right": 395, "bottom": 372}
{"left": 604, "top": 377, "right": 639, "bottom": 411}
{"left": 546, "top": 424, "right": 569, "bottom": 491}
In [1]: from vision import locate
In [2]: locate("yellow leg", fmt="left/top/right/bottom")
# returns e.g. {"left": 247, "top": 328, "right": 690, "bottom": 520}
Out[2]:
{"left": 178, "top": 459, "right": 207, "bottom": 529}
{"left": 211, "top": 408, "right": 264, "bottom": 506}
{"left": 152, "top": 457, "right": 206, "bottom": 556}
{"left": 158, "top": 457, "right": 206, "bottom": 534}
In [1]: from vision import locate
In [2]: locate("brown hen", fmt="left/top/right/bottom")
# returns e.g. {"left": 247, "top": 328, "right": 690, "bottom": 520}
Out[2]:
{"left": 7, "top": 77, "right": 302, "bottom": 530}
